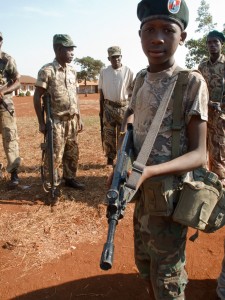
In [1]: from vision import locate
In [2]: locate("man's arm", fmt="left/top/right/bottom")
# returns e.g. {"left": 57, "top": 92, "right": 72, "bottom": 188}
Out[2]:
{"left": 0, "top": 77, "right": 20, "bottom": 99}
{"left": 33, "top": 86, "right": 46, "bottom": 134}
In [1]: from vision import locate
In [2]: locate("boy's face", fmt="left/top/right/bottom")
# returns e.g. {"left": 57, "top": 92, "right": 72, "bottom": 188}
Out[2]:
{"left": 139, "top": 19, "right": 186, "bottom": 71}
{"left": 206, "top": 37, "right": 223, "bottom": 56}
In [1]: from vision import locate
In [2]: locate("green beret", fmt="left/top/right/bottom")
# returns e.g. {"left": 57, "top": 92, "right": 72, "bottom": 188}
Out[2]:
{"left": 53, "top": 34, "right": 76, "bottom": 47}
{"left": 108, "top": 46, "right": 122, "bottom": 57}
{"left": 207, "top": 30, "right": 225, "bottom": 43}
{"left": 137, "top": 0, "right": 189, "bottom": 30}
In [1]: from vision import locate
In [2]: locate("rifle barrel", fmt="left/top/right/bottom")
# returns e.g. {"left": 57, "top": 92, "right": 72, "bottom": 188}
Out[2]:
{"left": 100, "top": 218, "right": 117, "bottom": 270}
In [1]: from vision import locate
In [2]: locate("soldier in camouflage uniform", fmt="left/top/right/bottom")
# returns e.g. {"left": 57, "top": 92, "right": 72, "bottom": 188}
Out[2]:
{"left": 98, "top": 46, "right": 133, "bottom": 165}
{"left": 0, "top": 32, "right": 21, "bottom": 188}
{"left": 198, "top": 30, "right": 225, "bottom": 185}
{"left": 118, "top": 0, "right": 208, "bottom": 299}
{"left": 198, "top": 30, "right": 225, "bottom": 300}
{"left": 33, "top": 34, "right": 85, "bottom": 200}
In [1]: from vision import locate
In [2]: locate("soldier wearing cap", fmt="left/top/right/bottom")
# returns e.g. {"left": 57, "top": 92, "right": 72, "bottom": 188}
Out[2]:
{"left": 33, "top": 34, "right": 85, "bottom": 203}
{"left": 115, "top": 0, "right": 208, "bottom": 298}
{"left": 198, "top": 30, "right": 225, "bottom": 300}
{"left": 0, "top": 32, "right": 21, "bottom": 188}
{"left": 98, "top": 46, "right": 133, "bottom": 165}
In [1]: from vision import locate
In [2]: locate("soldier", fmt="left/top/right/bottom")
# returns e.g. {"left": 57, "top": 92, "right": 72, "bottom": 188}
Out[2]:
{"left": 33, "top": 34, "right": 85, "bottom": 203}
{"left": 98, "top": 46, "right": 133, "bottom": 166}
{"left": 198, "top": 30, "right": 225, "bottom": 300}
{"left": 0, "top": 32, "right": 21, "bottom": 188}
{"left": 118, "top": 0, "right": 208, "bottom": 298}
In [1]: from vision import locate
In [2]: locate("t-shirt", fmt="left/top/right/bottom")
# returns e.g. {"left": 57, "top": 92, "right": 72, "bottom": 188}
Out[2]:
{"left": 98, "top": 65, "right": 133, "bottom": 102}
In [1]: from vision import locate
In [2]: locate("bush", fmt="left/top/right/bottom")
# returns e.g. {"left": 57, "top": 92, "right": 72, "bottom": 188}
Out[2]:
{"left": 18, "top": 92, "right": 25, "bottom": 97}
{"left": 26, "top": 91, "right": 31, "bottom": 96}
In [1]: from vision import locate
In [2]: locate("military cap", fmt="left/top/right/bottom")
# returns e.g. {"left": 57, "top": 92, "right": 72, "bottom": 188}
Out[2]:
{"left": 207, "top": 30, "right": 225, "bottom": 43}
{"left": 137, "top": 0, "right": 189, "bottom": 30}
{"left": 108, "top": 46, "right": 122, "bottom": 57}
{"left": 53, "top": 34, "right": 76, "bottom": 47}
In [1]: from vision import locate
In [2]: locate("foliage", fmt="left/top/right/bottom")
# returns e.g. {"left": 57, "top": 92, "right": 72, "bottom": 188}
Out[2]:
{"left": 185, "top": 0, "right": 225, "bottom": 68}
{"left": 26, "top": 91, "right": 31, "bottom": 96}
{"left": 74, "top": 56, "right": 105, "bottom": 84}
{"left": 18, "top": 91, "right": 25, "bottom": 97}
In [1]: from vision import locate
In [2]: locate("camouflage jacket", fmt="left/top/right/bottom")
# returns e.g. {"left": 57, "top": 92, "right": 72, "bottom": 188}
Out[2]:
{"left": 0, "top": 51, "right": 20, "bottom": 111}
{"left": 35, "top": 59, "right": 79, "bottom": 118}
{"left": 198, "top": 54, "right": 225, "bottom": 102}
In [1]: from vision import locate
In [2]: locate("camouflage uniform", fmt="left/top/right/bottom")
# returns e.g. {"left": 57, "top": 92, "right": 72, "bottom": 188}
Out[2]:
{"left": 129, "top": 64, "right": 208, "bottom": 299}
{"left": 35, "top": 59, "right": 80, "bottom": 181}
{"left": 0, "top": 51, "right": 21, "bottom": 173}
{"left": 99, "top": 60, "right": 133, "bottom": 161}
{"left": 198, "top": 54, "right": 225, "bottom": 183}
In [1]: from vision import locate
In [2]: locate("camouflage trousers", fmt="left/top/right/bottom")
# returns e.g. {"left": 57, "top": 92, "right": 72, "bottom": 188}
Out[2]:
{"left": 43, "top": 116, "right": 79, "bottom": 184}
{"left": 103, "top": 102, "right": 127, "bottom": 160}
{"left": 0, "top": 110, "right": 21, "bottom": 173}
{"left": 134, "top": 197, "right": 188, "bottom": 300}
{"left": 217, "top": 239, "right": 225, "bottom": 300}
{"left": 207, "top": 107, "right": 225, "bottom": 184}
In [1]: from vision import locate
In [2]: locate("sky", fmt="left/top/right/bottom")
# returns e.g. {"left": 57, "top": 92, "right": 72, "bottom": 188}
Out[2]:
{"left": 0, "top": 0, "right": 224, "bottom": 78}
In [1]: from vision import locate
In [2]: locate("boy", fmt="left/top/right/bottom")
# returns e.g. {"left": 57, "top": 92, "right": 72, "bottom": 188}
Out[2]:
{"left": 120, "top": 0, "right": 208, "bottom": 298}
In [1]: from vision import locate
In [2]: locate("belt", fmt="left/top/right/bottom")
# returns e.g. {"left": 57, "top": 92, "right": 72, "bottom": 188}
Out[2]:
{"left": 55, "top": 114, "right": 76, "bottom": 121}
{"left": 104, "top": 99, "right": 128, "bottom": 108}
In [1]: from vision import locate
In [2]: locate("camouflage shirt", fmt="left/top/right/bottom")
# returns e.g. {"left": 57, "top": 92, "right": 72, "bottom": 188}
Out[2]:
{"left": 129, "top": 63, "right": 208, "bottom": 166}
{"left": 35, "top": 59, "right": 79, "bottom": 118}
{"left": 198, "top": 54, "right": 225, "bottom": 102}
{"left": 0, "top": 51, "right": 20, "bottom": 111}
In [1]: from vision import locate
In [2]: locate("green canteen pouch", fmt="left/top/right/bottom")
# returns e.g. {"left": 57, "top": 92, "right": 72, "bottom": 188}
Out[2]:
{"left": 140, "top": 175, "right": 179, "bottom": 216}
{"left": 172, "top": 180, "right": 220, "bottom": 230}
{"left": 204, "top": 189, "right": 225, "bottom": 233}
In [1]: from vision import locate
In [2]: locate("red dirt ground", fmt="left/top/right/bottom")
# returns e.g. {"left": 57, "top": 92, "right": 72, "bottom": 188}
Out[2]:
{"left": 0, "top": 94, "right": 224, "bottom": 300}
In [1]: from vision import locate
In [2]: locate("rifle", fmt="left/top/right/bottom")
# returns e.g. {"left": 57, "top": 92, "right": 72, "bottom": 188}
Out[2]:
{"left": 0, "top": 79, "right": 14, "bottom": 116}
{"left": 99, "top": 95, "right": 104, "bottom": 150}
{"left": 100, "top": 123, "right": 134, "bottom": 270}
{"left": 41, "top": 93, "right": 59, "bottom": 205}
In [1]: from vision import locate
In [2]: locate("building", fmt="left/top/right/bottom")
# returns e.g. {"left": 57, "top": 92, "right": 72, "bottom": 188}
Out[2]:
{"left": 18, "top": 75, "right": 36, "bottom": 96}
{"left": 77, "top": 80, "right": 98, "bottom": 94}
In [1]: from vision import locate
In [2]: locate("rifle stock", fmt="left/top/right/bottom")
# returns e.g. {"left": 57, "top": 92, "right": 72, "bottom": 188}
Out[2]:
{"left": 100, "top": 123, "right": 134, "bottom": 270}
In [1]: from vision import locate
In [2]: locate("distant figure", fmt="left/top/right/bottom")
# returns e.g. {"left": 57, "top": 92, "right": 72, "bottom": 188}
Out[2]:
{"left": 198, "top": 29, "right": 225, "bottom": 300}
{"left": 198, "top": 30, "right": 225, "bottom": 185}
{"left": 0, "top": 32, "right": 21, "bottom": 188}
{"left": 33, "top": 34, "right": 85, "bottom": 204}
{"left": 98, "top": 46, "right": 133, "bottom": 165}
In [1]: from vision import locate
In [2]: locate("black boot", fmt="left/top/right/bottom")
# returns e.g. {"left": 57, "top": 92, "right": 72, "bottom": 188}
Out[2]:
{"left": 65, "top": 178, "right": 85, "bottom": 190}
{"left": 9, "top": 170, "right": 19, "bottom": 188}
{"left": 107, "top": 157, "right": 114, "bottom": 165}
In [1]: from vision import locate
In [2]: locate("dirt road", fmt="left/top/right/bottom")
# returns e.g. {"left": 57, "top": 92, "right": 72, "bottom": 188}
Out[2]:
{"left": 0, "top": 94, "right": 224, "bottom": 300}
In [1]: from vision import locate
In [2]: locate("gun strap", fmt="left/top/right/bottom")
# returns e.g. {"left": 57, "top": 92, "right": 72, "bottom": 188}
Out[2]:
{"left": 125, "top": 67, "right": 191, "bottom": 198}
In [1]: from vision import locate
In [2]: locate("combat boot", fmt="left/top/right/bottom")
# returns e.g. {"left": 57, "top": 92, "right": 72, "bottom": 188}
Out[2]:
{"left": 65, "top": 178, "right": 85, "bottom": 190}
{"left": 9, "top": 170, "right": 19, "bottom": 189}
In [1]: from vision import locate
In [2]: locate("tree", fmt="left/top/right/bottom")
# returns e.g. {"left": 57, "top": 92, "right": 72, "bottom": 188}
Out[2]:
{"left": 74, "top": 56, "right": 105, "bottom": 96}
{"left": 185, "top": 0, "right": 225, "bottom": 68}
